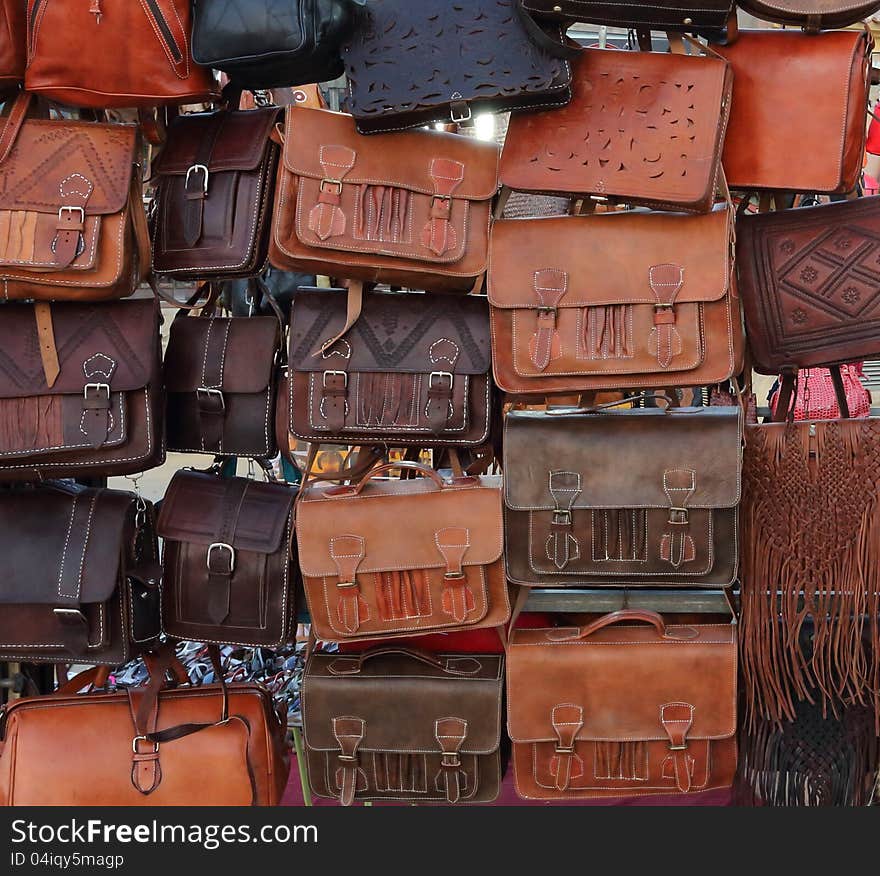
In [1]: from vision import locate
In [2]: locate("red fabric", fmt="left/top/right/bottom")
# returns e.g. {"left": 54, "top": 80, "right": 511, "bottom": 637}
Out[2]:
{"left": 867, "top": 116, "right": 880, "bottom": 155}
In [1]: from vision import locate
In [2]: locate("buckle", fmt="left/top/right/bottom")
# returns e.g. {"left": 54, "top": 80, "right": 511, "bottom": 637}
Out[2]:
{"left": 83, "top": 382, "right": 110, "bottom": 400}
{"left": 444, "top": 571, "right": 465, "bottom": 581}
{"left": 196, "top": 387, "right": 225, "bottom": 411}
{"left": 322, "top": 370, "right": 348, "bottom": 388}
{"left": 667, "top": 506, "right": 689, "bottom": 525}
{"left": 668, "top": 743, "right": 687, "bottom": 751}
{"left": 440, "top": 753, "right": 461, "bottom": 768}
{"left": 450, "top": 102, "right": 472, "bottom": 124}
{"left": 185, "top": 164, "right": 209, "bottom": 193}
{"left": 57, "top": 205, "right": 85, "bottom": 225}
{"left": 552, "top": 509, "right": 572, "bottom": 526}
{"left": 428, "top": 371, "right": 454, "bottom": 391}
{"left": 132, "top": 736, "right": 159, "bottom": 755}
{"left": 337, "top": 754, "right": 358, "bottom": 762}
{"left": 537, "top": 306, "right": 557, "bottom": 317}
{"left": 336, "top": 580, "right": 358, "bottom": 588}
{"left": 554, "top": 744, "right": 575, "bottom": 755}
{"left": 207, "top": 542, "right": 235, "bottom": 574}
{"left": 320, "top": 178, "right": 343, "bottom": 196}
{"left": 53, "top": 607, "right": 86, "bottom": 623}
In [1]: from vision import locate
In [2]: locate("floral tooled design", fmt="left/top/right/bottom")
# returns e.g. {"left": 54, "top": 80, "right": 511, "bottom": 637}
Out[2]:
{"left": 799, "top": 266, "right": 819, "bottom": 284}
{"left": 779, "top": 239, "right": 796, "bottom": 254}
{"left": 791, "top": 308, "right": 808, "bottom": 325}
{"left": 842, "top": 287, "right": 861, "bottom": 305}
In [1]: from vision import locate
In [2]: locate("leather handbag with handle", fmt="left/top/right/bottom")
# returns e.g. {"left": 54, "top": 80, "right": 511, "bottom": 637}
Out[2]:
{"left": 507, "top": 610, "right": 738, "bottom": 799}
{"left": 736, "top": 0, "right": 880, "bottom": 30}
{"left": 0, "top": 0, "right": 26, "bottom": 93}
{"left": 296, "top": 461, "right": 510, "bottom": 643}
{"left": 488, "top": 207, "right": 743, "bottom": 395}
{"left": 303, "top": 646, "right": 504, "bottom": 805}
{"left": 769, "top": 365, "right": 871, "bottom": 422}
{"left": 502, "top": 400, "right": 743, "bottom": 588}
{"left": 25, "top": 0, "right": 219, "bottom": 108}
{"left": 0, "top": 482, "right": 161, "bottom": 665}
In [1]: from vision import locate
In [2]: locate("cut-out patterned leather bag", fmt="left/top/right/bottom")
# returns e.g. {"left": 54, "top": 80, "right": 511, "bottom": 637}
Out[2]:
{"left": 508, "top": 610, "right": 738, "bottom": 800}
{"left": 502, "top": 402, "right": 742, "bottom": 588}
{"left": 341, "top": 0, "right": 572, "bottom": 134}
{"left": 500, "top": 47, "right": 732, "bottom": 213}
{"left": 303, "top": 647, "right": 504, "bottom": 805}
{"left": 488, "top": 207, "right": 743, "bottom": 395}
{"left": 296, "top": 461, "right": 510, "bottom": 643}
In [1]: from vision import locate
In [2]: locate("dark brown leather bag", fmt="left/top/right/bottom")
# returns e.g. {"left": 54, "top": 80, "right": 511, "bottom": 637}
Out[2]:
{"left": 502, "top": 402, "right": 742, "bottom": 588}
{"left": 157, "top": 470, "right": 298, "bottom": 649}
{"left": 501, "top": 47, "right": 732, "bottom": 213}
{"left": 715, "top": 30, "right": 871, "bottom": 194}
{"left": 508, "top": 610, "right": 738, "bottom": 800}
{"left": 303, "top": 647, "right": 504, "bottom": 805}
{"left": 152, "top": 105, "right": 281, "bottom": 280}
{"left": 0, "top": 297, "right": 165, "bottom": 481}
{"left": 488, "top": 208, "right": 743, "bottom": 395}
{"left": 736, "top": 0, "right": 880, "bottom": 30}
{"left": 0, "top": 0, "right": 26, "bottom": 93}
{"left": 0, "top": 482, "right": 161, "bottom": 665}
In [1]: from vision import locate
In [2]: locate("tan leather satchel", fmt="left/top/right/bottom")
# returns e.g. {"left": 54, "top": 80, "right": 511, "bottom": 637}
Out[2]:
{"left": 507, "top": 610, "right": 738, "bottom": 800}
{"left": 296, "top": 461, "right": 510, "bottom": 643}
{"left": 488, "top": 207, "right": 743, "bottom": 395}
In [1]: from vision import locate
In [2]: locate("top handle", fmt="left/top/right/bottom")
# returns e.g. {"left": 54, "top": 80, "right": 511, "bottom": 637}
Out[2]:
{"left": 546, "top": 609, "right": 667, "bottom": 641}
{"left": 328, "top": 646, "right": 481, "bottom": 677}
{"left": 327, "top": 461, "right": 449, "bottom": 497}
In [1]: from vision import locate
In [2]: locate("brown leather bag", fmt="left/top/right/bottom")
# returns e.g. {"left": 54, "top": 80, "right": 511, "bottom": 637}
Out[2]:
{"left": 0, "top": 93, "right": 149, "bottom": 301}
{"left": 269, "top": 107, "right": 499, "bottom": 292}
{"left": 503, "top": 402, "right": 742, "bottom": 588}
{"left": 0, "top": 649, "right": 290, "bottom": 805}
{"left": 303, "top": 647, "right": 504, "bottom": 805}
{"left": 736, "top": 0, "right": 880, "bottom": 30}
{"left": 488, "top": 208, "right": 743, "bottom": 395}
{"left": 0, "top": 482, "right": 161, "bottom": 664}
{"left": 25, "top": 0, "right": 219, "bottom": 108}
{"left": 296, "top": 461, "right": 510, "bottom": 642}
{"left": 0, "top": 0, "right": 26, "bottom": 93}
{"left": 507, "top": 610, "right": 738, "bottom": 800}
{"left": 151, "top": 104, "right": 281, "bottom": 279}
{"left": 500, "top": 47, "right": 732, "bottom": 213}
{"left": 715, "top": 29, "right": 871, "bottom": 194}
{"left": 0, "top": 297, "right": 165, "bottom": 481}
{"left": 157, "top": 470, "right": 299, "bottom": 649}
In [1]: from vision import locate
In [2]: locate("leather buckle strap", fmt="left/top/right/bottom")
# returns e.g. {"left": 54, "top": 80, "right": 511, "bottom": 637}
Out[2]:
{"left": 435, "top": 527, "right": 475, "bottom": 623}
{"left": 648, "top": 264, "right": 684, "bottom": 369}
{"left": 204, "top": 478, "right": 249, "bottom": 626}
{"left": 660, "top": 469, "right": 696, "bottom": 568}
{"left": 320, "top": 370, "right": 349, "bottom": 432}
{"left": 81, "top": 382, "right": 112, "bottom": 449}
{"left": 53, "top": 173, "right": 93, "bottom": 268}
{"left": 330, "top": 535, "right": 366, "bottom": 634}
{"left": 435, "top": 717, "right": 467, "bottom": 803}
{"left": 531, "top": 269, "right": 567, "bottom": 371}
{"left": 207, "top": 542, "right": 235, "bottom": 575}
{"left": 185, "top": 163, "right": 209, "bottom": 197}
{"left": 547, "top": 470, "right": 581, "bottom": 570}
{"left": 426, "top": 370, "right": 454, "bottom": 434}
{"left": 196, "top": 386, "right": 225, "bottom": 412}
{"left": 421, "top": 158, "right": 464, "bottom": 255}
{"left": 551, "top": 704, "right": 584, "bottom": 792}
{"left": 195, "top": 318, "right": 231, "bottom": 452}
{"left": 332, "top": 717, "right": 365, "bottom": 806}
{"left": 309, "top": 146, "right": 355, "bottom": 240}
{"left": 661, "top": 703, "right": 695, "bottom": 793}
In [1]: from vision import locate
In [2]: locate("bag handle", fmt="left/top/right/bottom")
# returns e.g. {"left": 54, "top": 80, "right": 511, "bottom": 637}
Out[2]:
{"left": 545, "top": 391, "right": 678, "bottom": 415}
{"left": 546, "top": 609, "right": 668, "bottom": 641}
{"left": 329, "top": 460, "right": 450, "bottom": 496}
{"left": 327, "top": 646, "right": 482, "bottom": 677}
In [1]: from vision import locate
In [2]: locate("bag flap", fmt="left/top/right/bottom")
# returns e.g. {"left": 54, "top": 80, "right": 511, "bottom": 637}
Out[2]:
{"left": 303, "top": 652, "right": 503, "bottom": 754}
{"left": 0, "top": 483, "right": 133, "bottom": 605}
{"left": 0, "top": 298, "right": 158, "bottom": 399}
{"left": 0, "top": 119, "right": 136, "bottom": 215}
{"left": 164, "top": 314, "right": 280, "bottom": 393}
{"left": 156, "top": 108, "right": 281, "bottom": 175}
{"left": 297, "top": 476, "right": 503, "bottom": 577}
{"left": 503, "top": 406, "right": 742, "bottom": 510}
{"left": 507, "top": 622, "right": 737, "bottom": 742}
{"left": 289, "top": 289, "right": 490, "bottom": 375}
{"left": 282, "top": 107, "right": 499, "bottom": 201}
{"left": 744, "top": 0, "right": 869, "bottom": 16}
{"left": 157, "top": 471, "right": 296, "bottom": 554}
{"left": 488, "top": 208, "right": 732, "bottom": 310}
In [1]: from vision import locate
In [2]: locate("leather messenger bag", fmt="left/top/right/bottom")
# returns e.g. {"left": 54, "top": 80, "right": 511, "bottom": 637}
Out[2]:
{"left": 296, "top": 461, "right": 510, "bottom": 643}
{"left": 303, "top": 647, "right": 504, "bottom": 805}
{"left": 503, "top": 401, "right": 743, "bottom": 588}
{"left": 0, "top": 482, "right": 161, "bottom": 665}
{"left": 507, "top": 610, "right": 737, "bottom": 800}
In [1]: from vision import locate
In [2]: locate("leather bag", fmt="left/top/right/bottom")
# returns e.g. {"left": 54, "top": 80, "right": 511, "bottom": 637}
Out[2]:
{"left": 303, "top": 647, "right": 504, "bottom": 805}
{"left": 500, "top": 47, "right": 732, "bottom": 213}
{"left": 502, "top": 402, "right": 742, "bottom": 588}
{"left": 736, "top": 0, "right": 880, "bottom": 30}
{"left": 25, "top": 0, "right": 219, "bottom": 108}
{"left": 769, "top": 365, "right": 871, "bottom": 422}
{"left": 0, "top": 297, "right": 165, "bottom": 481}
{"left": 151, "top": 104, "right": 281, "bottom": 280}
{"left": 269, "top": 107, "right": 499, "bottom": 292}
{"left": 296, "top": 461, "right": 510, "bottom": 642}
{"left": 0, "top": 93, "right": 149, "bottom": 301}
{"left": 0, "top": 482, "right": 161, "bottom": 665}
{"left": 488, "top": 208, "right": 743, "bottom": 395}
{"left": 157, "top": 470, "right": 298, "bottom": 649}
{"left": 715, "top": 30, "right": 872, "bottom": 194}
{"left": 0, "top": 0, "right": 26, "bottom": 92}
{"left": 507, "top": 610, "right": 738, "bottom": 799}
{"left": 192, "top": 0, "right": 364, "bottom": 90}
{"left": 341, "top": 0, "right": 572, "bottom": 134}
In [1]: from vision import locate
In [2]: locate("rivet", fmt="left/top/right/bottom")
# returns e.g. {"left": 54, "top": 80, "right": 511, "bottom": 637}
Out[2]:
{"left": 683, "top": 16, "right": 693, "bottom": 24}
{"left": 553, "top": 5, "right": 562, "bottom": 11}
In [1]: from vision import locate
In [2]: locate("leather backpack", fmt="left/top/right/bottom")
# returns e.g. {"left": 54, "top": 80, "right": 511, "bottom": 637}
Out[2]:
{"left": 303, "top": 647, "right": 504, "bottom": 805}
{"left": 736, "top": 0, "right": 880, "bottom": 30}
{"left": 0, "top": 482, "right": 161, "bottom": 665}
{"left": 0, "top": 0, "right": 26, "bottom": 93}
{"left": 507, "top": 611, "right": 738, "bottom": 800}
{"left": 25, "top": 0, "right": 219, "bottom": 108}
{"left": 502, "top": 401, "right": 743, "bottom": 589}
{"left": 488, "top": 207, "right": 743, "bottom": 395}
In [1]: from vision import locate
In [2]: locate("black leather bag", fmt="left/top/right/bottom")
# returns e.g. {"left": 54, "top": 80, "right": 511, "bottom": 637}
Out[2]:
{"left": 221, "top": 269, "right": 317, "bottom": 323}
{"left": 192, "top": 0, "right": 365, "bottom": 89}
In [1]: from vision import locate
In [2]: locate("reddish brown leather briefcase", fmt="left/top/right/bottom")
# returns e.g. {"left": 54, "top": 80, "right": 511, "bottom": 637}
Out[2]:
{"left": 507, "top": 610, "right": 738, "bottom": 800}
{"left": 0, "top": 0, "right": 26, "bottom": 93}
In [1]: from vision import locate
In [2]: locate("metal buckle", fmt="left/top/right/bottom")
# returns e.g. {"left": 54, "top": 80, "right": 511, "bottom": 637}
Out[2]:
{"left": 185, "top": 164, "right": 209, "bottom": 193}
{"left": 554, "top": 744, "right": 575, "bottom": 755}
{"left": 450, "top": 102, "right": 472, "bottom": 124}
{"left": 441, "top": 753, "right": 461, "bottom": 768}
{"left": 57, "top": 205, "right": 85, "bottom": 225}
{"left": 132, "top": 736, "right": 159, "bottom": 754}
{"left": 320, "top": 178, "right": 343, "bottom": 196}
{"left": 552, "top": 509, "right": 572, "bottom": 526}
{"left": 337, "top": 754, "right": 358, "bottom": 762}
{"left": 83, "top": 382, "right": 110, "bottom": 400}
{"left": 53, "top": 607, "right": 86, "bottom": 622}
{"left": 322, "top": 370, "right": 348, "bottom": 389}
{"left": 428, "top": 371, "right": 454, "bottom": 391}
{"left": 207, "top": 542, "right": 235, "bottom": 574}
{"left": 336, "top": 580, "right": 358, "bottom": 588}
{"left": 667, "top": 506, "right": 689, "bottom": 525}
{"left": 668, "top": 743, "right": 687, "bottom": 751}
{"left": 444, "top": 571, "right": 465, "bottom": 581}
{"left": 196, "top": 387, "right": 225, "bottom": 411}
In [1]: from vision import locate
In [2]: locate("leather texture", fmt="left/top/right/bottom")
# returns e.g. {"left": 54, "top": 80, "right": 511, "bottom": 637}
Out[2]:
{"left": 0, "top": 0, "right": 26, "bottom": 90}
{"left": 296, "top": 465, "right": 510, "bottom": 642}
{"left": 488, "top": 208, "right": 743, "bottom": 395}
{"left": 342, "top": 0, "right": 572, "bottom": 134}
{"left": 519, "top": 0, "right": 735, "bottom": 33}
{"left": 192, "top": 0, "right": 363, "bottom": 90}
{"left": 502, "top": 405, "right": 742, "bottom": 587}
{"left": 507, "top": 612, "right": 737, "bottom": 799}
{"left": 152, "top": 106, "right": 281, "bottom": 279}
{"left": 501, "top": 48, "right": 732, "bottom": 213}
{"left": 715, "top": 30, "right": 871, "bottom": 194}
{"left": 25, "top": 0, "right": 219, "bottom": 108}
{"left": 303, "top": 647, "right": 504, "bottom": 804}
{"left": 0, "top": 482, "right": 161, "bottom": 664}
{"left": 737, "top": 196, "right": 880, "bottom": 374}
{"left": 287, "top": 288, "right": 493, "bottom": 447}
{"left": 736, "top": 0, "right": 880, "bottom": 29}
{"left": 0, "top": 297, "right": 165, "bottom": 480}
{"left": 157, "top": 471, "right": 299, "bottom": 649}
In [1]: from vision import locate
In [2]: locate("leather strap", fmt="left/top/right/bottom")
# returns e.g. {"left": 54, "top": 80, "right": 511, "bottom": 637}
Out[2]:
{"left": 130, "top": 170, "right": 152, "bottom": 284}
{"left": 421, "top": 159, "right": 464, "bottom": 256}
{"left": 329, "top": 534, "right": 366, "bottom": 634}
{"left": 660, "top": 469, "right": 696, "bottom": 568}
{"left": 660, "top": 702, "right": 695, "bottom": 793}
{"left": 648, "top": 263, "right": 684, "bottom": 369}
{"left": 547, "top": 470, "right": 581, "bottom": 570}
{"left": 546, "top": 609, "right": 668, "bottom": 641}
{"left": 204, "top": 478, "right": 250, "bottom": 625}
{"left": 435, "top": 527, "right": 474, "bottom": 623}
{"left": 332, "top": 716, "right": 365, "bottom": 806}
{"left": 531, "top": 269, "right": 567, "bottom": 371}
{"left": 183, "top": 113, "right": 225, "bottom": 247}
{"left": 829, "top": 364, "right": 851, "bottom": 419}
{"left": 34, "top": 302, "right": 60, "bottom": 388}
{"left": 434, "top": 717, "right": 467, "bottom": 804}
{"left": 0, "top": 92, "right": 33, "bottom": 166}
{"left": 551, "top": 704, "right": 584, "bottom": 791}
{"left": 196, "top": 318, "right": 232, "bottom": 453}
{"left": 313, "top": 280, "right": 364, "bottom": 357}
